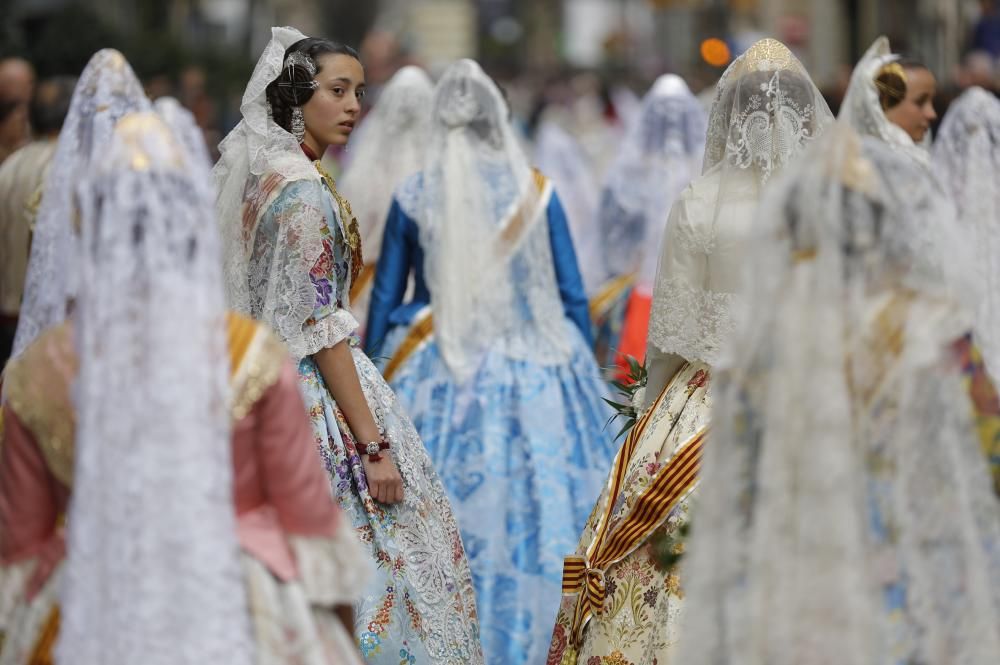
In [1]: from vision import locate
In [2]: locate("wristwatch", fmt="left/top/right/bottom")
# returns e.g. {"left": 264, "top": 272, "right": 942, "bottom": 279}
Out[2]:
{"left": 364, "top": 439, "right": 391, "bottom": 462}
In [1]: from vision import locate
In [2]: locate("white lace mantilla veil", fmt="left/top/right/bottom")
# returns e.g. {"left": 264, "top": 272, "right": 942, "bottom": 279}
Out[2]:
{"left": 645, "top": 38, "right": 833, "bottom": 374}
{"left": 10, "top": 49, "right": 150, "bottom": 361}
{"left": 933, "top": 87, "right": 1000, "bottom": 378}
{"left": 532, "top": 111, "right": 603, "bottom": 295}
{"left": 214, "top": 26, "right": 329, "bottom": 351}
{"left": 839, "top": 36, "right": 932, "bottom": 164}
{"left": 396, "top": 59, "right": 570, "bottom": 381}
{"left": 600, "top": 73, "right": 706, "bottom": 289}
{"left": 339, "top": 65, "right": 433, "bottom": 261}
{"left": 58, "top": 112, "right": 253, "bottom": 664}
{"left": 676, "top": 122, "right": 1000, "bottom": 665}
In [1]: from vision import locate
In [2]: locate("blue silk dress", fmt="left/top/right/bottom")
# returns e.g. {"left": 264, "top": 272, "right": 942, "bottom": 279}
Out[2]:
{"left": 365, "top": 186, "right": 617, "bottom": 665}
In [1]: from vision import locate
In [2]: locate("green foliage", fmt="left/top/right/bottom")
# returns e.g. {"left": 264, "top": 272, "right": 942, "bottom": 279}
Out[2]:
{"left": 649, "top": 522, "right": 691, "bottom": 569}
{"left": 602, "top": 354, "right": 647, "bottom": 441}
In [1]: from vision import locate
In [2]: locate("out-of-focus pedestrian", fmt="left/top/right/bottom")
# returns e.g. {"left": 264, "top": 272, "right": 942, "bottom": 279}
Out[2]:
{"left": 0, "top": 76, "right": 74, "bottom": 368}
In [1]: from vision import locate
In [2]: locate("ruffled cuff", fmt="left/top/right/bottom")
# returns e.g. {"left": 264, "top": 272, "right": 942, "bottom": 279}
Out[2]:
{"left": 289, "top": 526, "right": 372, "bottom": 607}
{"left": 299, "top": 309, "right": 360, "bottom": 358}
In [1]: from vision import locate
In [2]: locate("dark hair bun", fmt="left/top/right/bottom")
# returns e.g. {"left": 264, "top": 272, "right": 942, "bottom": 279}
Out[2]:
{"left": 266, "top": 37, "right": 361, "bottom": 133}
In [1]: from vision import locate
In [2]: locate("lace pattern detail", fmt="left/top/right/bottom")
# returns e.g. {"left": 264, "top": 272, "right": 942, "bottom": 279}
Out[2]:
{"left": 59, "top": 111, "right": 252, "bottom": 665}
{"left": 933, "top": 87, "right": 1000, "bottom": 378}
{"left": 648, "top": 273, "right": 736, "bottom": 366}
{"left": 12, "top": 49, "right": 151, "bottom": 360}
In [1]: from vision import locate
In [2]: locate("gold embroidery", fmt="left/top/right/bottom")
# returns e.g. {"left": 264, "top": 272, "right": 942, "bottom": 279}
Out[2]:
{"left": 350, "top": 262, "right": 377, "bottom": 305}
{"left": 313, "top": 161, "right": 364, "bottom": 287}
{"left": 227, "top": 313, "right": 286, "bottom": 421}
{"left": 3, "top": 325, "right": 77, "bottom": 488}
{"left": 3, "top": 316, "right": 285, "bottom": 489}
{"left": 28, "top": 606, "right": 60, "bottom": 665}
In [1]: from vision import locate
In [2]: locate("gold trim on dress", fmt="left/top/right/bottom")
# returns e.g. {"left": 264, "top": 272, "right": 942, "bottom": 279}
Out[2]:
{"left": 3, "top": 325, "right": 78, "bottom": 488}
{"left": 227, "top": 312, "right": 286, "bottom": 421}
{"left": 383, "top": 309, "right": 435, "bottom": 383}
{"left": 589, "top": 274, "right": 635, "bottom": 321}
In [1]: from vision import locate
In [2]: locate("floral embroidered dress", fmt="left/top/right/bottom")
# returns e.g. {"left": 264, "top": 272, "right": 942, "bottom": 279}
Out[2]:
{"left": 241, "top": 160, "right": 482, "bottom": 665}
{"left": 547, "top": 38, "right": 834, "bottom": 665}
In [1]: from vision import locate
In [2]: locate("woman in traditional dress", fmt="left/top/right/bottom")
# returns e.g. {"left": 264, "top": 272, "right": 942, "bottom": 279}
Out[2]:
{"left": 215, "top": 28, "right": 482, "bottom": 664}
{"left": 546, "top": 38, "right": 834, "bottom": 665}
{"left": 364, "top": 59, "right": 615, "bottom": 665}
{"left": 338, "top": 65, "right": 433, "bottom": 330}
{"left": 839, "top": 37, "right": 937, "bottom": 163}
{"left": 598, "top": 74, "right": 706, "bottom": 370}
{"left": 676, "top": 121, "right": 1000, "bottom": 665}
{"left": 532, "top": 107, "right": 603, "bottom": 299}
{"left": 933, "top": 87, "right": 1000, "bottom": 491}
{"left": 0, "top": 94, "right": 368, "bottom": 663}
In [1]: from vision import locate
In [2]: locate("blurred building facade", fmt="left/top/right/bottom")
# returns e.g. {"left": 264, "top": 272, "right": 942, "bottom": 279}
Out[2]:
{"left": 2, "top": 0, "right": 989, "bottom": 88}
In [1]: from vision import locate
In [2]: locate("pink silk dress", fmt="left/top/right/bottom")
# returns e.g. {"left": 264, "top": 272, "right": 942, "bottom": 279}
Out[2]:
{"left": 0, "top": 315, "right": 368, "bottom": 664}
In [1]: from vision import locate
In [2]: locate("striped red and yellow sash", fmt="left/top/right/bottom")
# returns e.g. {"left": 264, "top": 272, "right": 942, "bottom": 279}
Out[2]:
{"left": 561, "top": 387, "right": 706, "bottom": 645}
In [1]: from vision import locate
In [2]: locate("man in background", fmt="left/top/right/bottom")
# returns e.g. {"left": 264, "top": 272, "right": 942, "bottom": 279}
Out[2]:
{"left": 0, "top": 58, "right": 35, "bottom": 165}
{"left": 0, "top": 76, "right": 75, "bottom": 367}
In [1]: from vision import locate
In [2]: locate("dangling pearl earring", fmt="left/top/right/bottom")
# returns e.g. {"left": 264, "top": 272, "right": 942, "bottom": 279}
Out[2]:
{"left": 291, "top": 106, "right": 305, "bottom": 143}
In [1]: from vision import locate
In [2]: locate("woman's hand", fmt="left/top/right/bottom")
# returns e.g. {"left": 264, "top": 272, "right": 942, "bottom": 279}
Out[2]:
{"left": 361, "top": 454, "right": 404, "bottom": 504}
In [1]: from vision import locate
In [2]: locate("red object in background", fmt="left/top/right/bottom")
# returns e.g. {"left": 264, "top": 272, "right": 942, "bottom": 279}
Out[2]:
{"left": 614, "top": 290, "right": 652, "bottom": 380}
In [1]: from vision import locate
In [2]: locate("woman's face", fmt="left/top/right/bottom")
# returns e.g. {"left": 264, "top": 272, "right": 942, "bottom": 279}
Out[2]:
{"left": 302, "top": 53, "right": 366, "bottom": 150}
{"left": 885, "top": 66, "right": 937, "bottom": 143}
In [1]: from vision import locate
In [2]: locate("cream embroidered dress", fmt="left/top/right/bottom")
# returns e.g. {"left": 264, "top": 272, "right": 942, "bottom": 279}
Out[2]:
{"left": 547, "top": 38, "right": 834, "bottom": 665}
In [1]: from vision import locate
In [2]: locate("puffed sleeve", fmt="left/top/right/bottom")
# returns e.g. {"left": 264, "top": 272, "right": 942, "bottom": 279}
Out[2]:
{"left": 0, "top": 405, "right": 59, "bottom": 565}
{"left": 547, "top": 192, "right": 594, "bottom": 347}
{"left": 252, "top": 179, "right": 360, "bottom": 359}
{"left": 365, "top": 198, "right": 414, "bottom": 356}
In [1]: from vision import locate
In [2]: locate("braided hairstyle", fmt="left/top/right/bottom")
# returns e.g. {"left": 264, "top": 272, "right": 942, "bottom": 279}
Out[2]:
{"left": 266, "top": 38, "right": 360, "bottom": 133}
{"left": 875, "top": 57, "right": 928, "bottom": 111}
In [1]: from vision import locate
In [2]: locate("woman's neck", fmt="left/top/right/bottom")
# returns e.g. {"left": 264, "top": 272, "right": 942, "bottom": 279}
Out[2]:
{"left": 301, "top": 133, "right": 327, "bottom": 161}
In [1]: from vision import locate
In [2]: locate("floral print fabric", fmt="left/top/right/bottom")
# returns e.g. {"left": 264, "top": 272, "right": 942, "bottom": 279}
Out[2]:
{"left": 252, "top": 176, "right": 483, "bottom": 664}
{"left": 547, "top": 361, "right": 711, "bottom": 665}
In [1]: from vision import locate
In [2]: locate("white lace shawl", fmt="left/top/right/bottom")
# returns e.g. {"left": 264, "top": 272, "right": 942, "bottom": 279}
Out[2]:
{"left": 532, "top": 113, "right": 603, "bottom": 296}
{"left": 599, "top": 74, "right": 706, "bottom": 291}
{"left": 215, "top": 26, "right": 323, "bottom": 320}
{"left": 11, "top": 49, "right": 151, "bottom": 361}
{"left": 398, "top": 59, "right": 570, "bottom": 381}
{"left": 933, "top": 87, "right": 1000, "bottom": 379}
{"left": 677, "top": 123, "right": 1000, "bottom": 665}
{"left": 646, "top": 39, "right": 833, "bottom": 380}
{"left": 58, "top": 112, "right": 252, "bottom": 665}
{"left": 839, "top": 36, "right": 931, "bottom": 165}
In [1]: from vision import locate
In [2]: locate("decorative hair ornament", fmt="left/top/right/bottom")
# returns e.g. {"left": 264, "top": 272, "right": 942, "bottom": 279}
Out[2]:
{"left": 874, "top": 61, "right": 907, "bottom": 101}
{"left": 278, "top": 51, "right": 319, "bottom": 105}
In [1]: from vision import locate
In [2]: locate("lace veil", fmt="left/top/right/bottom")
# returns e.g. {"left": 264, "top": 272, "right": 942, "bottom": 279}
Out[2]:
{"left": 599, "top": 74, "right": 706, "bottom": 290}
{"left": 11, "top": 49, "right": 150, "bottom": 360}
{"left": 396, "top": 59, "right": 570, "bottom": 381}
{"left": 840, "top": 36, "right": 931, "bottom": 164}
{"left": 58, "top": 112, "right": 252, "bottom": 663}
{"left": 215, "top": 26, "right": 321, "bottom": 318}
{"left": 339, "top": 65, "right": 433, "bottom": 261}
{"left": 646, "top": 39, "right": 833, "bottom": 369}
{"left": 677, "top": 122, "right": 1000, "bottom": 665}
{"left": 532, "top": 113, "right": 603, "bottom": 295}
{"left": 933, "top": 87, "right": 1000, "bottom": 378}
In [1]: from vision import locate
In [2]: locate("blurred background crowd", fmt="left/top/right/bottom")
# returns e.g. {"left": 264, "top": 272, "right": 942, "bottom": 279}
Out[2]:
{"left": 2, "top": 0, "right": 998, "bottom": 164}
